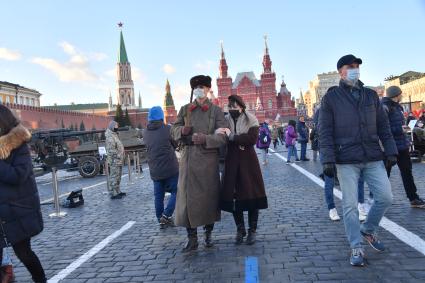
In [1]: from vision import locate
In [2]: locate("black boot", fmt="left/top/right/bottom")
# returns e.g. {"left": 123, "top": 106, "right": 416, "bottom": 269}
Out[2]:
{"left": 233, "top": 211, "right": 246, "bottom": 245}
{"left": 182, "top": 228, "right": 198, "bottom": 252}
{"left": 204, "top": 224, "right": 214, "bottom": 248}
{"left": 246, "top": 210, "right": 259, "bottom": 245}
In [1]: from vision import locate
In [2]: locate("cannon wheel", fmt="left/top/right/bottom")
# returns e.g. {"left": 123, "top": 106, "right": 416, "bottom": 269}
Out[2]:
{"left": 78, "top": 156, "right": 100, "bottom": 178}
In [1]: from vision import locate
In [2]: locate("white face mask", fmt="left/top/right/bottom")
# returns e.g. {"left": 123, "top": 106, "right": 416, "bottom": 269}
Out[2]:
{"left": 346, "top": 68, "right": 360, "bottom": 84}
{"left": 193, "top": 88, "right": 205, "bottom": 99}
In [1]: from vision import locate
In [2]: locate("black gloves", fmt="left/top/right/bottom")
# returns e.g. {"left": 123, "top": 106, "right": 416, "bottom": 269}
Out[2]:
{"left": 323, "top": 163, "right": 336, "bottom": 178}
{"left": 385, "top": 155, "right": 398, "bottom": 169}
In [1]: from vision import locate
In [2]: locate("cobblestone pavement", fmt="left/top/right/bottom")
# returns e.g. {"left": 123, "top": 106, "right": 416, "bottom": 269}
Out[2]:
{"left": 10, "top": 145, "right": 425, "bottom": 282}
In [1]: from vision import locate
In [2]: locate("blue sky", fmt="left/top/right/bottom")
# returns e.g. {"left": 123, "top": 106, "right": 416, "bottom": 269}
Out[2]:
{"left": 1, "top": 0, "right": 424, "bottom": 109}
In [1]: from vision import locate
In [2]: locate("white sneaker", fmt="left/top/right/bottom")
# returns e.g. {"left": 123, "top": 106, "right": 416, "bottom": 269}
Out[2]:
{"left": 329, "top": 208, "right": 340, "bottom": 221}
{"left": 358, "top": 203, "right": 367, "bottom": 222}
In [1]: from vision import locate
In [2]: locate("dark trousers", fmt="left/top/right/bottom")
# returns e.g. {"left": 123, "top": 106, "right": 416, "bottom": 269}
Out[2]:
{"left": 153, "top": 173, "right": 178, "bottom": 221}
{"left": 232, "top": 210, "right": 259, "bottom": 232}
{"left": 186, "top": 224, "right": 214, "bottom": 236}
{"left": 300, "top": 142, "right": 307, "bottom": 160}
{"left": 386, "top": 149, "right": 419, "bottom": 201}
{"left": 0, "top": 238, "right": 46, "bottom": 283}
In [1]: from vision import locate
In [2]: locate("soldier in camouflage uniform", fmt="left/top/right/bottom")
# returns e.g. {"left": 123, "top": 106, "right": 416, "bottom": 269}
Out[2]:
{"left": 105, "top": 121, "right": 126, "bottom": 199}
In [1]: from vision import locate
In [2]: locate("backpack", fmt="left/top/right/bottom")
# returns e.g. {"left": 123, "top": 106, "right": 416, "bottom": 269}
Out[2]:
{"left": 259, "top": 128, "right": 271, "bottom": 145}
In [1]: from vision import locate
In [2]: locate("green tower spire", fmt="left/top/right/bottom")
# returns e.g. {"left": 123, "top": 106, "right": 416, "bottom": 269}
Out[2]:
{"left": 164, "top": 79, "right": 175, "bottom": 107}
{"left": 118, "top": 29, "right": 129, "bottom": 63}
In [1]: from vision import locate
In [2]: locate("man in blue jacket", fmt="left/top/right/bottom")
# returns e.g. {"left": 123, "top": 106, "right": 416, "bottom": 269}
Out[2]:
{"left": 382, "top": 86, "right": 425, "bottom": 208}
{"left": 319, "top": 54, "right": 398, "bottom": 267}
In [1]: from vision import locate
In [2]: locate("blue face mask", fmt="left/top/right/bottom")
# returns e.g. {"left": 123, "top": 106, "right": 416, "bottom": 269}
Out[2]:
{"left": 346, "top": 68, "right": 360, "bottom": 84}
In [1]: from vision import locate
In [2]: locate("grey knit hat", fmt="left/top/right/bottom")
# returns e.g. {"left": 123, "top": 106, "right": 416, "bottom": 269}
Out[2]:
{"left": 386, "top": 86, "right": 402, "bottom": 98}
{"left": 108, "top": 120, "right": 118, "bottom": 130}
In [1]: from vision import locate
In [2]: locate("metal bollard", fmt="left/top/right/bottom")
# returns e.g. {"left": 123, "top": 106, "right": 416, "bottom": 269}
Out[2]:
{"left": 49, "top": 167, "right": 67, "bottom": 218}
{"left": 136, "top": 152, "right": 142, "bottom": 175}
{"left": 132, "top": 151, "right": 136, "bottom": 171}
{"left": 104, "top": 159, "right": 110, "bottom": 193}
{"left": 135, "top": 152, "right": 139, "bottom": 175}
{"left": 127, "top": 153, "right": 133, "bottom": 184}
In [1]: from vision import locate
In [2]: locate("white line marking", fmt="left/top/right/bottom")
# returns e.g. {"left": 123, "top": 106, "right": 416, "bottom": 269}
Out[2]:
{"left": 39, "top": 175, "right": 81, "bottom": 186}
{"left": 270, "top": 149, "right": 425, "bottom": 256}
{"left": 47, "top": 221, "right": 136, "bottom": 283}
{"left": 40, "top": 174, "right": 126, "bottom": 204}
{"left": 40, "top": 167, "right": 150, "bottom": 204}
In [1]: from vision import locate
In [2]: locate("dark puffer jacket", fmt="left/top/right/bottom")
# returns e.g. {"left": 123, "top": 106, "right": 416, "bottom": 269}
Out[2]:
{"left": 319, "top": 80, "right": 397, "bottom": 164}
{"left": 381, "top": 97, "right": 410, "bottom": 151}
{"left": 143, "top": 121, "right": 179, "bottom": 181}
{"left": 0, "top": 126, "right": 43, "bottom": 248}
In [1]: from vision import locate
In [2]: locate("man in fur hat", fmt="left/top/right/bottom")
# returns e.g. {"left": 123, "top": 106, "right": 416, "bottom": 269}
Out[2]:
{"left": 171, "top": 75, "right": 229, "bottom": 252}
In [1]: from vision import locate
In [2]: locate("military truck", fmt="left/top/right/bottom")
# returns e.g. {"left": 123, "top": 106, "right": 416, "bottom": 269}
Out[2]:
{"left": 68, "top": 128, "right": 146, "bottom": 178}
{"left": 31, "top": 127, "right": 146, "bottom": 178}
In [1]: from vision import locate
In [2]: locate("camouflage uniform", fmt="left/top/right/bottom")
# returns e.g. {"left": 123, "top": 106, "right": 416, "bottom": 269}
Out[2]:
{"left": 105, "top": 128, "right": 124, "bottom": 196}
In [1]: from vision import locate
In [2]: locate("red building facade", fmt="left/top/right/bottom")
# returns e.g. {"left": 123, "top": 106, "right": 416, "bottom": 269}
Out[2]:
{"left": 216, "top": 39, "right": 296, "bottom": 122}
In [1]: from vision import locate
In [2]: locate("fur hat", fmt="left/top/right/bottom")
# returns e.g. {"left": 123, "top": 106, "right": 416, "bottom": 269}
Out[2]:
{"left": 190, "top": 75, "right": 212, "bottom": 89}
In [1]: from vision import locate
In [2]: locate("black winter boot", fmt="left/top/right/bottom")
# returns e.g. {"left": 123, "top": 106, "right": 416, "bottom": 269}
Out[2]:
{"left": 182, "top": 228, "right": 198, "bottom": 252}
{"left": 246, "top": 210, "right": 259, "bottom": 245}
{"left": 233, "top": 211, "right": 246, "bottom": 245}
{"left": 204, "top": 224, "right": 214, "bottom": 248}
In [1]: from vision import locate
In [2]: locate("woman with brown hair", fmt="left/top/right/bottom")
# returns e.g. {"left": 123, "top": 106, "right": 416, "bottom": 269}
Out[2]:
{"left": 218, "top": 95, "right": 268, "bottom": 245}
{"left": 0, "top": 105, "right": 46, "bottom": 283}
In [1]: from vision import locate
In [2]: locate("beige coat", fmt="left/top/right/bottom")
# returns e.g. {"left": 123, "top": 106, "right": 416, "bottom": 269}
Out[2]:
{"left": 171, "top": 99, "right": 229, "bottom": 228}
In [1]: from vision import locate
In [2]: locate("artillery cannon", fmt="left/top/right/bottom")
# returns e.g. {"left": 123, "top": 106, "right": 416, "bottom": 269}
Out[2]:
{"left": 30, "top": 127, "right": 146, "bottom": 178}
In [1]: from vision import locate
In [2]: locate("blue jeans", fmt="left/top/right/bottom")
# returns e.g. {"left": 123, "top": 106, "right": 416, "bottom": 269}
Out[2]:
{"left": 1, "top": 248, "right": 12, "bottom": 266}
{"left": 300, "top": 142, "right": 307, "bottom": 160}
{"left": 336, "top": 161, "right": 393, "bottom": 249}
{"left": 287, "top": 145, "right": 299, "bottom": 161}
{"left": 324, "top": 173, "right": 365, "bottom": 210}
{"left": 153, "top": 173, "right": 178, "bottom": 221}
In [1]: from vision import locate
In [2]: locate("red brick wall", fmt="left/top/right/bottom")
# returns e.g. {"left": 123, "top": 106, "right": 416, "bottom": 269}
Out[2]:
{"left": 107, "top": 109, "right": 149, "bottom": 129}
{"left": 6, "top": 103, "right": 110, "bottom": 130}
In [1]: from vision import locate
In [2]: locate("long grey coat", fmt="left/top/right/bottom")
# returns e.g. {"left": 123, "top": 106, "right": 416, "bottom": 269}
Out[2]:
{"left": 171, "top": 99, "right": 229, "bottom": 228}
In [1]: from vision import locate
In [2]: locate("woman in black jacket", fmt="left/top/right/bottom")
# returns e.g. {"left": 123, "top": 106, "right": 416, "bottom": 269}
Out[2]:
{"left": 0, "top": 105, "right": 46, "bottom": 283}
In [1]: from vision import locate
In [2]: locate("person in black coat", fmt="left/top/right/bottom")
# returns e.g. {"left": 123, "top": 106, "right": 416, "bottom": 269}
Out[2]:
{"left": 143, "top": 106, "right": 179, "bottom": 229}
{"left": 296, "top": 116, "right": 309, "bottom": 161}
{"left": 218, "top": 95, "right": 268, "bottom": 245}
{"left": 0, "top": 105, "right": 46, "bottom": 283}
{"left": 382, "top": 86, "right": 425, "bottom": 208}
{"left": 319, "top": 54, "right": 398, "bottom": 267}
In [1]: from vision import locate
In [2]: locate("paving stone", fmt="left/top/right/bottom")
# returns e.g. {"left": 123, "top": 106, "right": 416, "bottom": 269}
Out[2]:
{"left": 9, "top": 148, "right": 425, "bottom": 282}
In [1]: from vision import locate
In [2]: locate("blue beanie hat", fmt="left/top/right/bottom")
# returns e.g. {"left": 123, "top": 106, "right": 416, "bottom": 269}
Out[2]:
{"left": 148, "top": 106, "right": 164, "bottom": 122}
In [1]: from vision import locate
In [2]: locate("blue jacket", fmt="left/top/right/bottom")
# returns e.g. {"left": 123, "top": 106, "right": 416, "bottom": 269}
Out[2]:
{"left": 296, "top": 121, "right": 308, "bottom": 143}
{"left": 0, "top": 144, "right": 43, "bottom": 248}
{"left": 381, "top": 97, "right": 409, "bottom": 151}
{"left": 318, "top": 80, "right": 397, "bottom": 164}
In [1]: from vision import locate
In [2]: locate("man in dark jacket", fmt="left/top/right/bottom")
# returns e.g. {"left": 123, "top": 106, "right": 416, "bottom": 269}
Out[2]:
{"left": 382, "top": 86, "right": 425, "bottom": 208}
{"left": 143, "top": 106, "right": 179, "bottom": 229}
{"left": 319, "top": 54, "right": 398, "bottom": 267}
{"left": 296, "top": 116, "right": 309, "bottom": 161}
